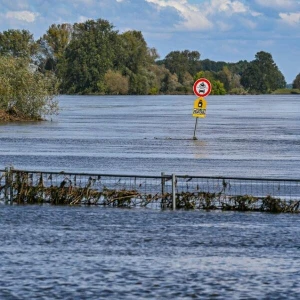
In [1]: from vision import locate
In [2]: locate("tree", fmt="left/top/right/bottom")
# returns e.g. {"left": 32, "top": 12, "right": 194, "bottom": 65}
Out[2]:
{"left": 159, "top": 50, "right": 200, "bottom": 83}
{"left": 118, "top": 31, "right": 156, "bottom": 74}
{"left": 241, "top": 51, "right": 286, "bottom": 94}
{"left": 0, "top": 29, "right": 37, "bottom": 59}
{"left": 59, "top": 19, "right": 119, "bottom": 94}
{"left": 200, "top": 59, "right": 227, "bottom": 72}
{"left": 292, "top": 73, "right": 300, "bottom": 89}
{"left": 0, "top": 55, "right": 58, "bottom": 120}
{"left": 37, "top": 23, "right": 73, "bottom": 72}
{"left": 212, "top": 80, "right": 226, "bottom": 95}
{"left": 104, "top": 70, "right": 129, "bottom": 94}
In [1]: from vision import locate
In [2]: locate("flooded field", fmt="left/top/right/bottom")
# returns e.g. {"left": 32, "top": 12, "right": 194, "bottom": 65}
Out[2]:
{"left": 1, "top": 95, "right": 300, "bottom": 178}
{"left": 0, "top": 95, "right": 300, "bottom": 299}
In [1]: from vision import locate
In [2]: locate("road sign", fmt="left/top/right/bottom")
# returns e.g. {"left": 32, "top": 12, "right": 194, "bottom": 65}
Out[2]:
{"left": 193, "top": 78, "right": 212, "bottom": 97}
{"left": 192, "top": 97, "right": 207, "bottom": 118}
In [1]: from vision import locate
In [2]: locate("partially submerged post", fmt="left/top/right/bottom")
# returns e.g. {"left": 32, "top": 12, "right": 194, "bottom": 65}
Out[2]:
{"left": 193, "top": 118, "right": 198, "bottom": 140}
{"left": 172, "top": 174, "right": 176, "bottom": 210}
{"left": 161, "top": 172, "right": 166, "bottom": 208}
{"left": 192, "top": 78, "right": 211, "bottom": 139}
{"left": 4, "top": 166, "right": 13, "bottom": 204}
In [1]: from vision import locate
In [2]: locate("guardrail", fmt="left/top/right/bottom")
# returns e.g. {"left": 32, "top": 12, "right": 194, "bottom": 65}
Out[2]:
{"left": 1, "top": 167, "right": 300, "bottom": 212}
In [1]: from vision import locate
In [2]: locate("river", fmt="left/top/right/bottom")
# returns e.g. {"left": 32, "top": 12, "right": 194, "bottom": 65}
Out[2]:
{"left": 1, "top": 95, "right": 300, "bottom": 178}
{"left": 0, "top": 95, "right": 300, "bottom": 299}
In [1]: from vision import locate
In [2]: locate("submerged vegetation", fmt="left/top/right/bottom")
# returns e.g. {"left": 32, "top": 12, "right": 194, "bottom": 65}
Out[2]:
{"left": 1, "top": 169, "right": 299, "bottom": 213}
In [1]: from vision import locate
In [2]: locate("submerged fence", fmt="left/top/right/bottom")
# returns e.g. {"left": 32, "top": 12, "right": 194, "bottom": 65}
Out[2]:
{"left": 1, "top": 167, "right": 300, "bottom": 212}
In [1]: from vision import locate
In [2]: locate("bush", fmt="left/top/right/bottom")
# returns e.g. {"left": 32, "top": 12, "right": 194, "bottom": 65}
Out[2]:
{"left": 0, "top": 55, "right": 58, "bottom": 120}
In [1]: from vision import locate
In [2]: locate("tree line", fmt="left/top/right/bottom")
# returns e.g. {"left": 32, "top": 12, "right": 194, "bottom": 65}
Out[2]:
{"left": 1, "top": 18, "right": 300, "bottom": 99}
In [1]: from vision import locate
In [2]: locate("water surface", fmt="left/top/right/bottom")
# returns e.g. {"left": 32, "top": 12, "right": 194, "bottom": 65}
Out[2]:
{"left": 1, "top": 95, "right": 300, "bottom": 178}
{"left": 1, "top": 95, "right": 300, "bottom": 299}
{"left": 0, "top": 206, "right": 300, "bottom": 299}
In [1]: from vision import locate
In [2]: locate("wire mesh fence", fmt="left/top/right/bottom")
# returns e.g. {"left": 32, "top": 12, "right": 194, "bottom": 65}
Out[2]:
{"left": 1, "top": 168, "right": 300, "bottom": 212}
{"left": 0, "top": 169, "right": 7, "bottom": 202}
{"left": 175, "top": 175, "right": 300, "bottom": 211}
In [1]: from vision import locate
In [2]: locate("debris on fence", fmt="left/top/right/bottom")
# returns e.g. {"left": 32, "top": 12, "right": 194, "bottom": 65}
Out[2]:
{"left": 0, "top": 167, "right": 300, "bottom": 213}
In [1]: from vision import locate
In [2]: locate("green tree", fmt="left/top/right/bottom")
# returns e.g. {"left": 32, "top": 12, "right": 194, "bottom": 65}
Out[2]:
{"left": 212, "top": 80, "right": 226, "bottom": 95}
{"left": 37, "top": 23, "right": 73, "bottom": 72}
{"left": 104, "top": 70, "right": 129, "bottom": 94}
{"left": 119, "top": 31, "right": 156, "bottom": 74}
{"left": 117, "top": 30, "right": 159, "bottom": 94}
{"left": 292, "top": 73, "right": 300, "bottom": 89}
{"left": 200, "top": 59, "right": 227, "bottom": 72}
{"left": 241, "top": 51, "right": 286, "bottom": 94}
{"left": 0, "top": 29, "right": 37, "bottom": 59}
{"left": 59, "top": 19, "right": 119, "bottom": 94}
{"left": 0, "top": 56, "right": 58, "bottom": 120}
{"left": 159, "top": 50, "right": 200, "bottom": 83}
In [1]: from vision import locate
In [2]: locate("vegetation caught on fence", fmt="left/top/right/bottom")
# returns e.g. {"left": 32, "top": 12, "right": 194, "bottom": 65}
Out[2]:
{"left": 1, "top": 168, "right": 300, "bottom": 213}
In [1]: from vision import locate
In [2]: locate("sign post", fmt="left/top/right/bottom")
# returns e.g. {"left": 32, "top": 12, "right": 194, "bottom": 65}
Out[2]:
{"left": 192, "top": 78, "right": 211, "bottom": 139}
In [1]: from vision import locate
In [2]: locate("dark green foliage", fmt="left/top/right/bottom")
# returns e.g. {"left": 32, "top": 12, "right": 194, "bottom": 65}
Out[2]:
{"left": 227, "top": 60, "right": 249, "bottom": 75}
{"left": 200, "top": 59, "right": 227, "bottom": 72}
{"left": 0, "top": 20, "right": 289, "bottom": 95}
{"left": 241, "top": 51, "right": 286, "bottom": 94}
{"left": 292, "top": 73, "right": 300, "bottom": 89}
{"left": 0, "top": 29, "right": 37, "bottom": 59}
{"left": 158, "top": 50, "right": 200, "bottom": 82}
{"left": 37, "top": 23, "right": 73, "bottom": 73}
{"left": 59, "top": 19, "right": 119, "bottom": 94}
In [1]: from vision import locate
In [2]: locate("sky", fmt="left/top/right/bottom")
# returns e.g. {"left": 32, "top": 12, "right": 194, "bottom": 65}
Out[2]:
{"left": 0, "top": 0, "right": 299, "bottom": 83}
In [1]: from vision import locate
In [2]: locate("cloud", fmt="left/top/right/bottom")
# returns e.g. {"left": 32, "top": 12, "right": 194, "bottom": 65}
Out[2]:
{"left": 205, "top": 0, "right": 260, "bottom": 16}
{"left": 279, "top": 12, "right": 300, "bottom": 26}
{"left": 146, "top": 0, "right": 213, "bottom": 30}
{"left": 5, "top": 11, "right": 39, "bottom": 23}
{"left": 78, "top": 15, "right": 90, "bottom": 23}
{"left": 254, "top": 0, "right": 297, "bottom": 10}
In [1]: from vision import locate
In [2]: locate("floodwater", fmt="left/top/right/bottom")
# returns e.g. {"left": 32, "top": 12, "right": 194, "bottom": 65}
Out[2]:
{"left": 1, "top": 95, "right": 300, "bottom": 299}
{"left": 1, "top": 206, "right": 300, "bottom": 299}
{"left": 0, "top": 95, "right": 300, "bottom": 178}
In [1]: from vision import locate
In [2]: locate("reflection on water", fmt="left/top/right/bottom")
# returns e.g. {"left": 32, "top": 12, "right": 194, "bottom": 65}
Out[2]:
{"left": 192, "top": 139, "right": 208, "bottom": 159}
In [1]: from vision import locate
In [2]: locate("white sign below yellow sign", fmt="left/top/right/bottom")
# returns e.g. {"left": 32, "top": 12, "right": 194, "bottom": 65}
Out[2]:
{"left": 192, "top": 97, "right": 207, "bottom": 118}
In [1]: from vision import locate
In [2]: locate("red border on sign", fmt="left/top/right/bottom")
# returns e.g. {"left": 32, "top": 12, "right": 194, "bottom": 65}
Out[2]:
{"left": 193, "top": 78, "right": 212, "bottom": 97}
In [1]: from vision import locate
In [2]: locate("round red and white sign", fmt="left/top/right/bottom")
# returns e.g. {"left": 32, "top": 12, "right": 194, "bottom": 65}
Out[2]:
{"left": 193, "top": 78, "right": 212, "bottom": 97}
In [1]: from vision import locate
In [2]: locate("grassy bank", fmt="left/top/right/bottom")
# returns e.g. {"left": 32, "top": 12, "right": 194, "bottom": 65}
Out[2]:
{"left": 272, "top": 88, "right": 300, "bottom": 95}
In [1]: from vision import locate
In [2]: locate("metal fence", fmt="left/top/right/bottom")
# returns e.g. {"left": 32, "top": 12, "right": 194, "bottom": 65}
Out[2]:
{"left": 1, "top": 167, "right": 300, "bottom": 212}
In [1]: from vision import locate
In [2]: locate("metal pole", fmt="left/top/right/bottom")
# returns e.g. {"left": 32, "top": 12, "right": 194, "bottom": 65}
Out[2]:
{"left": 161, "top": 172, "right": 165, "bottom": 209}
{"left": 193, "top": 117, "right": 198, "bottom": 140}
{"left": 9, "top": 167, "right": 13, "bottom": 204}
{"left": 4, "top": 167, "right": 8, "bottom": 203}
{"left": 172, "top": 174, "right": 176, "bottom": 210}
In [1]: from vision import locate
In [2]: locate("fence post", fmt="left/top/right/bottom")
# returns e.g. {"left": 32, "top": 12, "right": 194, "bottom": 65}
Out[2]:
{"left": 161, "top": 172, "right": 166, "bottom": 209}
{"left": 172, "top": 173, "right": 176, "bottom": 210}
{"left": 9, "top": 167, "right": 14, "bottom": 204}
{"left": 4, "top": 167, "right": 8, "bottom": 203}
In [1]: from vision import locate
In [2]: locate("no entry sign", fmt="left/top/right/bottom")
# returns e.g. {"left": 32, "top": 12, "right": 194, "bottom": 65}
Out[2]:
{"left": 193, "top": 78, "right": 212, "bottom": 97}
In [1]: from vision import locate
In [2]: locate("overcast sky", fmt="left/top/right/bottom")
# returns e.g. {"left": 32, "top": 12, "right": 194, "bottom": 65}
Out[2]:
{"left": 0, "top": 0, "right": 299, "bottom": 82}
